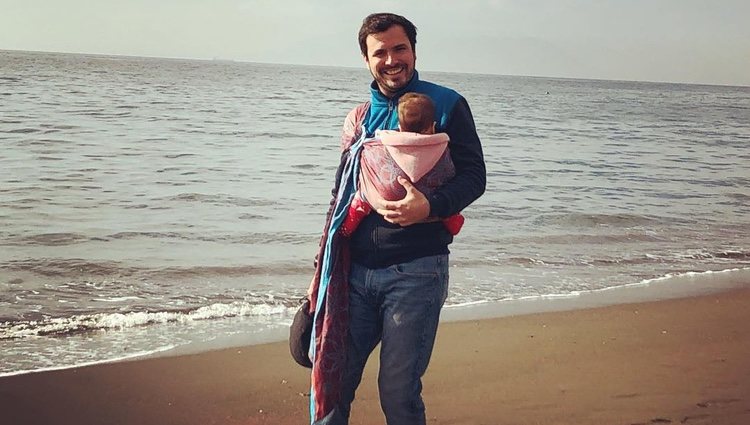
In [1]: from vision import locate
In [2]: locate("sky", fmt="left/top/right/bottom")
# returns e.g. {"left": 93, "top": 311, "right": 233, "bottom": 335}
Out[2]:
{"left": 2, "top": 0, "right": 749, "bottom": 86}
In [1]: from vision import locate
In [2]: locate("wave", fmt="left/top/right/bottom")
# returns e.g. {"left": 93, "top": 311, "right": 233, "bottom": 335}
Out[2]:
{"left": 0, "top": 258, "right": 138, "bottom": 277}
{"left": 1, "top": 227, "right": 316, "bottom": 247}
{"left": 163, "top": 153, "right": 196, "bottom": 159}
{"left": 452, "top": 249, "right": 750, "bottom": 269}
{"left": 6, "top": 128, "right": 41, "bottom": 134}
{"left": 0, "top": 257, "right": 313, "bottom": 278}
{"left": 0, "top": 301, "right": 293, "bottom": 340}
{"left": 528, "top": 232, "right": 667, "bottom": 244}
{"left": 107, "top": 230, "right": 315, "bottom": 245}
{"left": 161, "top": 192, "right": 280, "bottom": 207}
{"left": 2, "top": 232, "right": 90, "bottom": 247}
{"left": 533, "top": 212, "right": 660, "bottom": 228}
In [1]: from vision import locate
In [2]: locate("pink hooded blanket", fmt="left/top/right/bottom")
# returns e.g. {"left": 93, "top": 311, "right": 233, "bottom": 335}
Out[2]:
{"left": 358, "top": 130, "right": 455, "bottom": 208}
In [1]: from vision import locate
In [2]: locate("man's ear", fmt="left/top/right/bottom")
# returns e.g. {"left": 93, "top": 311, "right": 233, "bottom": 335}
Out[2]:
{"left": 363, "top": 54, "right": 369, "bottom": 66}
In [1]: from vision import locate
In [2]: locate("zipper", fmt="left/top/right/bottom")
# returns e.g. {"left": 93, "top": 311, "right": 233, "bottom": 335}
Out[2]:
{"left": 379, "top": 98, "right": 396, "bottom": 131}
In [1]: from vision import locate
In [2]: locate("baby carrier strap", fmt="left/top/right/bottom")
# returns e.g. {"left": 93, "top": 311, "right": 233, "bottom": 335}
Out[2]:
{"left": 341, "top": 101, "right": 371, "bottom": 151}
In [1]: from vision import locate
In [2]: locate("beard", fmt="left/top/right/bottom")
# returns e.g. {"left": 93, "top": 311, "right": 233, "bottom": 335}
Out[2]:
{"left": 371, "top": 64, "right": 414, "bottom": 97}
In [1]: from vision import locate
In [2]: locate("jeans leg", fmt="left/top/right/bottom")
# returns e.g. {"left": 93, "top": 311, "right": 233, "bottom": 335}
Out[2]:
{"left": 317, "top": 262, "right": 382, "bottom": 425}
{"left": 376, "top": 255, "right": 449, "bottom": 425}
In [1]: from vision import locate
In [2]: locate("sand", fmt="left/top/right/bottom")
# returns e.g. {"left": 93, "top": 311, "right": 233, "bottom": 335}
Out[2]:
{"left": 2, "top": 288, "right": 749, "bottom": 425}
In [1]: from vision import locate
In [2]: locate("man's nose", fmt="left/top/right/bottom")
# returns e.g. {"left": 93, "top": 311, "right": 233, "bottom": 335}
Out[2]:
{"left": 385, "top": 53, "right": 394, "bottom": 65}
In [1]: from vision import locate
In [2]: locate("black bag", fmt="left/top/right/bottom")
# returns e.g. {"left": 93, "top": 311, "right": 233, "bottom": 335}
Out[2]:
{"left": 289, "top": 298, "right": 313, "bottom": 368}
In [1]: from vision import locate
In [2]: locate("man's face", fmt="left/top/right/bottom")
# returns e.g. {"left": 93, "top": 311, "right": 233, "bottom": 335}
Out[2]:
{"left": 363, "top": 25, "right": 416, "bottom": 97}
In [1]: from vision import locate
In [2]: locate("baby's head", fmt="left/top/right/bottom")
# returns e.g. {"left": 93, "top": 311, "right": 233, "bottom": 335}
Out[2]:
{"left": 397, "top": 93, "right": 436, "bottom": 135}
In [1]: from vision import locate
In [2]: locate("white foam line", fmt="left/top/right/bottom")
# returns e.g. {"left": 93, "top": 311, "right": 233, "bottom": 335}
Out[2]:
{"left": 2, "top": 301, "right": 293, "bottom": 339}
{"left": 588, "top": 267, "right": 749, "bottom": 294}
{"left": 445, "top": 300, "right": 491, "bottom": 309}
{"left": 0, "top": 344, "right": 178, "bottom": 378}
{"left": 92, "top": 296, "right": 142, "bottom": 302}
{"left": 637, "top": 267, "right": 747, "bottom": 286}
{"left": 445, "top": 266, "right": 750, "bottom": 309}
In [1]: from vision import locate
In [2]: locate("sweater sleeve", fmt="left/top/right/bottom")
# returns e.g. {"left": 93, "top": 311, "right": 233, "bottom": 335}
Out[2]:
{"left": 427, "top": 96, "right": 486, "bottom": 218}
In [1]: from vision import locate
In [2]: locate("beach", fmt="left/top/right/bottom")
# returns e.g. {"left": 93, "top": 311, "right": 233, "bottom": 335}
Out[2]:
{"left": 2, "top": 287, "right": 749, "bottom": 425}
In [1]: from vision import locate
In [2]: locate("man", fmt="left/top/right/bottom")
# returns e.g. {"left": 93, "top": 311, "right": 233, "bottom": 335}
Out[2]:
{"left": 317, "top": 12, "right": 486, "bottom": 425}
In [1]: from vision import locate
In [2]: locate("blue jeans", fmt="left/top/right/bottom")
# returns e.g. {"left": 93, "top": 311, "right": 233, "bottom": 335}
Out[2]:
{"left": 317, "top": 254, "right": 449, "bottom": 425}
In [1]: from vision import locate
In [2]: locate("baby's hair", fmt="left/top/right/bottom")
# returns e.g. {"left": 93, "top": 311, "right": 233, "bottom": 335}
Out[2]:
{"left": 397, "top": 93, "right": 435, "bottom": 133}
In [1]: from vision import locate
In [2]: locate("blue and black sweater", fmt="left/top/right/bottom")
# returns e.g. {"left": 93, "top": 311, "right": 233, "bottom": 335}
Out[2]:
{"left": 334, "top": 71, "right": 486, "bottom": 268}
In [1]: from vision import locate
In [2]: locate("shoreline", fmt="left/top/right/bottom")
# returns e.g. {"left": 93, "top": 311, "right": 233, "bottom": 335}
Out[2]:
{"left": 443, "top": 266, "right": 750, "bottom": 322}
{"left": 2, "top": 267, "right": 749, "bottom": 378}
{"left": 2, "top": 285, "right": 750, "bottom": 424}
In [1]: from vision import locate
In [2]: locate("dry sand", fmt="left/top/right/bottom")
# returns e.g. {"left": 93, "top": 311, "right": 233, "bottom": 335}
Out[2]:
{"left": 2, "top": 288, "right": 749, "bottom": 425}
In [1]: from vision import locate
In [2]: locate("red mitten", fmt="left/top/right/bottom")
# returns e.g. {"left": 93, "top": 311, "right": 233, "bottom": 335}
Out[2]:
{"left": 340, "top": 196, "right": 372, "bottom": 236}
{"left": 442, "top": 213, "right": 465, "bottom": 236}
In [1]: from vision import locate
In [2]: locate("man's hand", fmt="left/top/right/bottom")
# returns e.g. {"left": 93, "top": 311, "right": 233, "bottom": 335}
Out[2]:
{"left": 375, "top": 176, "right": 431, "bottom": 226}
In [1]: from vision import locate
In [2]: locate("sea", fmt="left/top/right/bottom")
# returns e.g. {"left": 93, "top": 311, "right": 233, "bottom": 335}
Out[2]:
{"left": 1, "top": 50, "right": 749, "bottom": 377}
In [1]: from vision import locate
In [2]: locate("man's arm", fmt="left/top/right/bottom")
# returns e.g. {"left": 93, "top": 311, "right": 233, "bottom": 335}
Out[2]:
{"left": 428, "top": 96, "right": 486, "bottom": 218}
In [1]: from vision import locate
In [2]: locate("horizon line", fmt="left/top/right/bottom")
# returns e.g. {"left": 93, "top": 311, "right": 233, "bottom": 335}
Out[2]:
{"left": 2, "top": 48, "right": 748, "bottom": 89}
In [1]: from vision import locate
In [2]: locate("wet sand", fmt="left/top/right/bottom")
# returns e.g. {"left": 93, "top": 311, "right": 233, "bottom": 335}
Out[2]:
{"left": 2, "top": 288, "right": 749, "bottom": 425}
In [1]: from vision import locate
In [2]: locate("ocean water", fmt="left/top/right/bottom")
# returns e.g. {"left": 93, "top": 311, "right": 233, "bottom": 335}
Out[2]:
{"left": 1, "top": 50, "right": 749, "bottom": 376}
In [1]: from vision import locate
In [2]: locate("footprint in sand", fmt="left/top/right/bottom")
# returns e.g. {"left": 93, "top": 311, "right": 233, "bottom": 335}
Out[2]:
{"left": 612, "top": 392, "right": 640, "bottom": 399}
{"left": 696, "top": 398, "right": 741, "bottom": 408}
{"left": 629, "top": 419, "right": 673, "bottom": 425}
{"left": 680, "top": 413, "right": 711, "bottom": 423}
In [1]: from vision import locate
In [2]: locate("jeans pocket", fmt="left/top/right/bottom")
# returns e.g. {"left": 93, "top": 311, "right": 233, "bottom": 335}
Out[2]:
{"left": 390, "top": 255, "right": 449, "bottom": 305}
{"left": 393, "top": 254, "right": 448, "bottom": 277}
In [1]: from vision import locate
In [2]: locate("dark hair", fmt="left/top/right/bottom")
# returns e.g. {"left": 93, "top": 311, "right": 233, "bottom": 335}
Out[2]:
{"left": 398, "top": 93, "right": 435, "bottom": 133}
{"left": 358, "top": 13, "right": 417, "bottom": 57}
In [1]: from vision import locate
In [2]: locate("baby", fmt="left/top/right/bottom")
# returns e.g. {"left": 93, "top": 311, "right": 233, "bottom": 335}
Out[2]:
{"left": 341, "top": 92, "right": 464, "bottom": 236}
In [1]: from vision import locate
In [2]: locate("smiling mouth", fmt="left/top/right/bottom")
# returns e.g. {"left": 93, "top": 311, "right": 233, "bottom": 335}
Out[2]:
{"left": 383, "top": 66, "right": 404, "bottom": 76}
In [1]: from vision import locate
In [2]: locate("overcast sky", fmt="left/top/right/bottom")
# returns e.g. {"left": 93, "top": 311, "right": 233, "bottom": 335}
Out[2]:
{"left": 2, "top": 0, "right": 748, "bottom": 86}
